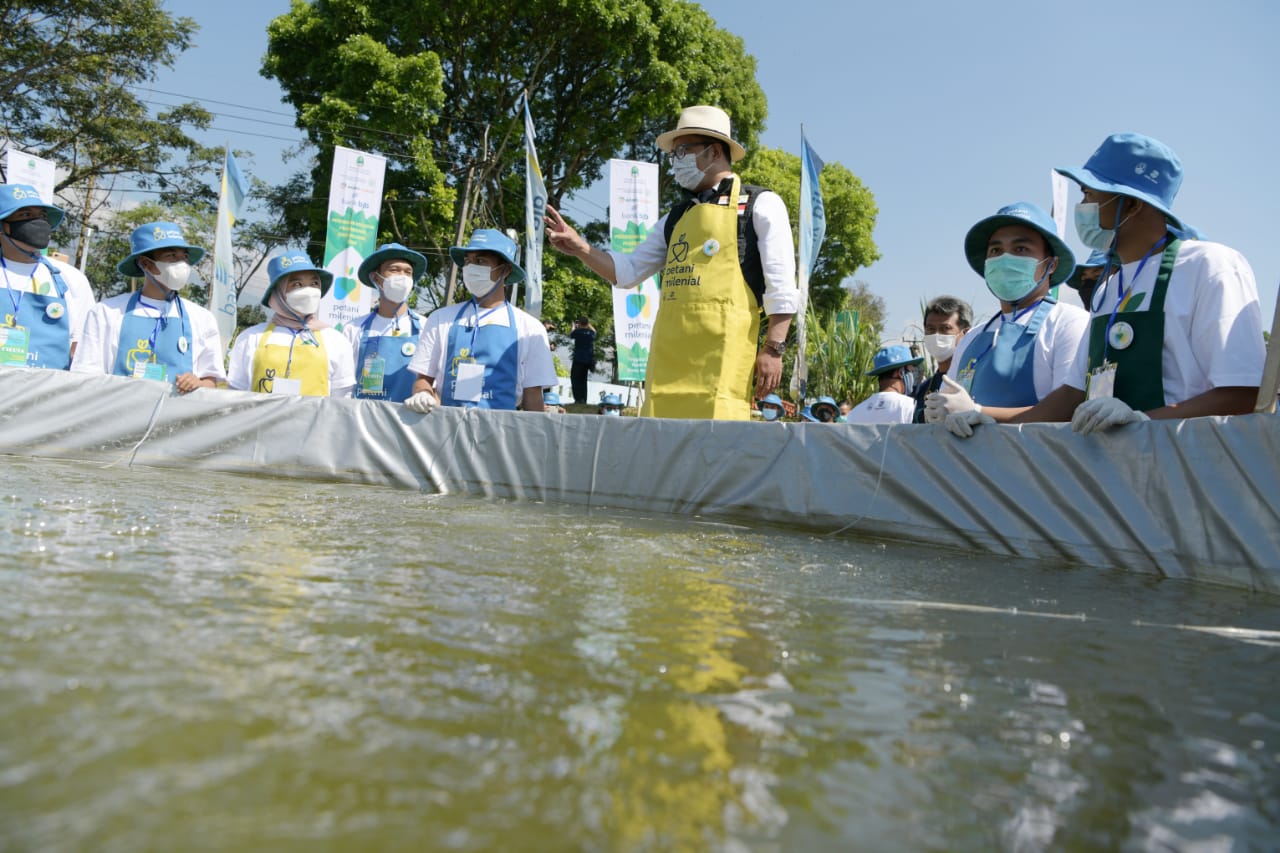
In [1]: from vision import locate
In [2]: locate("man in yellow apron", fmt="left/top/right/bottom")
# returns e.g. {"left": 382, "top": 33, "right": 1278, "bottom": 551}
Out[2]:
{"left": 545, "top": 106, "right": 799, "bottom": 420}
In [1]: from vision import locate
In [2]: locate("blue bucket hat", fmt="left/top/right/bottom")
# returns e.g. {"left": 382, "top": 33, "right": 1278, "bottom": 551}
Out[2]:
{"left": 543, "top": 390, "right": 561, "bottom": 406}
{"left": 117, "top": 221, "right": 206, "bottom": 277}
{"left": 866, "top": 345, "right": 924, "bottom": 377}
{"left": 811, "top": 395, "right": 840, "bottom": 420}
{"left": 262, "top": 252, "right": 334, "bottom": 306}
{"left": 758, "top": 393, "right": 783, "bottom": 408}
{"left": 964, "top": 202, "right": 1075, "bottom": 287}
{"left": 448, "top": 228, "right": 525, "bottom": 285}
{"left": 799, "top": 405, "right": 818, "bottom": 422}
{"left": 1054, "top": 132, "right": 1184, "bottom": 230}
{"left": 1067, "top": 249, "right": 1108, "bottom": 290}
{"left": 601, "top": 393, "right": 623, "bottom": 407}
{"left": 357, "top": 242, "right": 427, "bottom": 287}
{"left": 0, "top": 184, "right": 64, "bottom": 229}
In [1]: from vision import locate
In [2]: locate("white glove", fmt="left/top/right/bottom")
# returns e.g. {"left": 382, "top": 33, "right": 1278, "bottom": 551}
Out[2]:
{"left": 403, "top": 390, "right": 439, "bottom": 414}
{"left": 1071, "top": 396, "right": 1150, "bottom": 435}
{"left": 944, "top": 409, "right": 996, "bottom": 438}
{"left": 924, "top": 375, "right": 980, "bottom": 423}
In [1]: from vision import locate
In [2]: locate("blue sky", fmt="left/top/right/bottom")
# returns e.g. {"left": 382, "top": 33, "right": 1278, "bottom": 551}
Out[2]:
{"left": 151, "top": 0, "right": 1279, "bottom": 341}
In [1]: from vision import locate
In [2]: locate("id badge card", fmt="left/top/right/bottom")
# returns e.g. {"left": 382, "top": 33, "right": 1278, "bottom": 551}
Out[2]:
{"left": 132, "top": 355, "right": 153, "bottom": 379}
{"left": 272, "top": 377, "right": 303, "bottom": 396}
{"left": 957, "top": 367, "right": 975, "bottom": 395}
{"left": 454, "top": 361, "right": 485, "bottom": 402}
{"left": 361, "top": 356, "right": 386, "bottom": 395}
{"left": 141, "top": 362, "right": 167, "bottom": 382}
{"left": 1087, "top": 362, "right": 1117, "bottom": 401}
{"left": 0, "top": 324, "right": 30, "bottom": 366}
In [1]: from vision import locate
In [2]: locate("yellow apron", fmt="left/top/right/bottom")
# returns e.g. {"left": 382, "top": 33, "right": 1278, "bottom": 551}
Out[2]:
{"left": 251, "top": 324, "right": 330, "bottom": 396}
{"left": 643, "top": 175, "right": 760, "bottom": 420}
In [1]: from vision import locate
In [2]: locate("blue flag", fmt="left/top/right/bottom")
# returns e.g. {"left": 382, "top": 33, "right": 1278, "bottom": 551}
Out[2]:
{"left": 799, "top": 130, "right": 826, "bottom": 279}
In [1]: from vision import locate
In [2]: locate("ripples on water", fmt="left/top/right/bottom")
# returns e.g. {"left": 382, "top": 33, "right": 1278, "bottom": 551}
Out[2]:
{"left": 1, "top": 456, "right": 1277, "bottom": 851}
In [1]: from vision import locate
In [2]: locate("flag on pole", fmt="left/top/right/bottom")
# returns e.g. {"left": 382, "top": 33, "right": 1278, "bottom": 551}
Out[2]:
{"left": 211, "top": 148, "right": 248, "bottom": 354}
{"left": 522, "top": 94, "right": 547, "bottom": 319}
{"left": 791, "top": 127, "right": 826, "bottom": 399}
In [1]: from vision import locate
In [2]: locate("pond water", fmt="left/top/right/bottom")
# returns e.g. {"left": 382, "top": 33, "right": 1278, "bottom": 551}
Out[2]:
{"left": 1, "top": 456, "right": 1277, "bottom": 851}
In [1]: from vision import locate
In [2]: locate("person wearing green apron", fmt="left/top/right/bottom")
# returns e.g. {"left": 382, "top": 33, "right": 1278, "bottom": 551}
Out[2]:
{"left": 0, "top": 183, "right": 97, "bottom": 369}
{"left": 343, "top": 243, "right": 427, "bottom": 403}
{"left": 544, "top": 105, "right": 800, "bottom": 420}
{"left": 226, "top": 253, "right": 356, "bottom": 397}
{"left": 404, "top": 229, "right": 557, "bottom": 414}
{"left": 1013, "top": 134, "right": 1265, "bottom": 432}
{"left": 71, "top": 222, "right": 226, "bottom": 392}
{"left": 924, "top": 202, "right": 1089, "bottom": 437}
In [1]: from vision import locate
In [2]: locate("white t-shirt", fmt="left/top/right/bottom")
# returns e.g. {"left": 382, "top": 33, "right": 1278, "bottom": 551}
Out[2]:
{"left": 1066, "top": 240, "right": 1265, "bottom": 404}
{"left": 0, "top": 255, "right": 95, "bottom": 343}
{"left": 949, "top": 300, "right": 1091, "bottom": 403}
{"left": 226, "top": 321, "right": 355, "bottom": 397}
{"left": 71, "top": 291, "right": 226, "bottom": 382}
{"left": 340, "top": 309, "right": 425, "bottom": 360}
{"left": 845, "top": 390, "right": 917, "bottom": 424}
{"left": 609, "top": 185, "right": 800, "bottom": 317}
{"left": 408, "top": 299, "right": 557, "bottom": 397}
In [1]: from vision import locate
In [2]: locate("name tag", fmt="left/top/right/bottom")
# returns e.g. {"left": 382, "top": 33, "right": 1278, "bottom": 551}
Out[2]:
{"left": 272, "top": 377, "right": 302, "bottom": 396}
{"left": 360, "top": 356, "right": 386, "bottom": 395}
{"left": 1087, "top": 362, "right": 1117, "bottom": 400}
{"left": 0, "top": 324, "right": 29, "bottom": 366}
{"left": 454, "top": 361, "right": 485, "bottom": 402}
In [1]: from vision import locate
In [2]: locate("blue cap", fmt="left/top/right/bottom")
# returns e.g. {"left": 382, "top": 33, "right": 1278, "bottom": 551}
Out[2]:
{"left": 543, "top": 390, "right": 561, "bottom": 406}
{"left": 758, "top": 393, "right": 783, "bottom": 408}
{"left": 811, "top": 395, "right": 839, "bottom": 417}
{"left": 357, "top": 242, "right": 427, "bottom": 287}
{"left": 964, "top": 202, "right": 1075, "bottom": 287}
{"left": 867, "top": 345, "right": 924, "bottom": 377}
{"left": 117, "top": 222, "right": 206, "bottom": 277}
{"left": 601, "top": 393, "right": 622, "bottom": 406}
{"left": 449, "top": 228, "right": 525, "bottom": 284}
{"left": 1055, "top": 132, "right": 1184, "bottom": 229}
{"left": 263, "top": 253, "right": 334, "bottom": 306}
{"left": 0, "top": 184, "right": 63, "bottom": 229}
{"left": 799, "top": 405, "right": 818, "bottom": 422}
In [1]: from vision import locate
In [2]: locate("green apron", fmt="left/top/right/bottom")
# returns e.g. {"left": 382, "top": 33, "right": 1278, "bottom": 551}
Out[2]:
{"left": 1086, "top": 238, "right": 1180, "bottom": 412}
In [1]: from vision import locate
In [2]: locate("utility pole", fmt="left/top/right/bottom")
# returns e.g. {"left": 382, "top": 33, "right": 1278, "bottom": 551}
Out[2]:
{"left": 441, "top": 123, "right": 490, "bottom": 307}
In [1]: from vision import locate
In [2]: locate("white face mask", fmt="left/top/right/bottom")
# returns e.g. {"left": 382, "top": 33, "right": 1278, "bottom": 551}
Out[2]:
{"left": 923, "top": 333, "right": 957, "bottom": 362}
{"left": 671, "top": 152, "right": 707, "bottom": 191}
{"left": 284, "top": 286, "right": 322, "bottom": 317}
{"left": 148, "top": 260, "right": 191, "bottom": 292}
{"left": 378, "top": 274, "right": 414, "bottom": 304}
{"left": 761, "top": 407, "right": 780, "bottom": 421}
{"left": 462, "top": 263, "right": 498, "bottom": 299}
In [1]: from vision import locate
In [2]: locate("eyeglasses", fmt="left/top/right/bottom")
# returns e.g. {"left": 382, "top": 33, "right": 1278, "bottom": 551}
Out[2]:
{"left": 672, "top": 143, "right": 709, "bottom": 159}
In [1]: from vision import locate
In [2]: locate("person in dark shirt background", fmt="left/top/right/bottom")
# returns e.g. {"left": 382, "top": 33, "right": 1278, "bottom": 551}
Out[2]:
{"left": 569, "top": 316, "right": 596, "bottom": 405}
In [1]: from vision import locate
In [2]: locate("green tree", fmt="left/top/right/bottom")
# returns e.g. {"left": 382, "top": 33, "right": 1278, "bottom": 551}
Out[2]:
{"left": 736, "top": 147, "right": 880, "bottom": 318}
{"left": 844, "top": 279, "right": 886, "bottom": 331}
{"left": 1, "top": 1, "right": 221, "bottom": 238}
{"left": 261, "top": 0, "right": 766, "bottom": 298}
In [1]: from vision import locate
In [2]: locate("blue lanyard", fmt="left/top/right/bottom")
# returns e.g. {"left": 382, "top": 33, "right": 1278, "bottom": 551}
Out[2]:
{"left": 962, "top": 300, "right": 1044, "bottom": 372}
{"left": 466, "top": 299, "right": 504, "bottom": 353}
{"left": 1102, "top": 236, "right": 1167, "bottom": 362}
{"left": 1, "top": 254, "right": 27, "bottom": 319}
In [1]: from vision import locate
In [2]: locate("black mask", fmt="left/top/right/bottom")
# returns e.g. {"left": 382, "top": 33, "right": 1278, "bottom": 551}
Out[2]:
{"left": 5, "top": 217, "right": 52, "bottom": 250}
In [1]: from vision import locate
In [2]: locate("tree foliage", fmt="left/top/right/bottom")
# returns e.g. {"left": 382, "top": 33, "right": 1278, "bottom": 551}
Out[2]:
{"left": 261, "top": 0, "right": 766, "bottom": 283}
{"left": 0, "top": 0, "right": 221, "bottom": 219}
{"left": 736, "top": 147, "right": 880, "bottom": 318}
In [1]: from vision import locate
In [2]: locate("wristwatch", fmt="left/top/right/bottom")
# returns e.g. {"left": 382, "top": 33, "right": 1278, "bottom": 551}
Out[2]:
{"left": 762, "top": 339, "right": 786, "bottom": 357}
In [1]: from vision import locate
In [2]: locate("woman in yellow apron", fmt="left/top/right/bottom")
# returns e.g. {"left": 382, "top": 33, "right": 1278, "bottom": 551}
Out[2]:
{"left": 226, "top": 253, "right": 356, "bottom": 397}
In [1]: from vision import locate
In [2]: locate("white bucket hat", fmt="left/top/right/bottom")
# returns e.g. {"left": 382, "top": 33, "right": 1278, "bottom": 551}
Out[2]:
{"left": 655, "top": 105, "right": 746, "bottom": 163}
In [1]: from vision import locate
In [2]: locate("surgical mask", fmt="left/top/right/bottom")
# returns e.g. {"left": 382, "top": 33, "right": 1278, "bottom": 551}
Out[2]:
{"left": 901, "top": 369, "right": 918, "bottom": 396}
{"left": 761, "top": 407, "right": 780, "bottom": 422}
{"left": 923, "top": 333, "right": 956, "bottom": 362}
{"left": 5, "top": 217, "right": 52, "bottom": 250}
{"left": 378, "top": 274, "right": 414, "bottom": 304}
{"left": 147, "top": 260, "right": 191, "bottom": 292}
{"left": 671, "top": 153, "right": 706, "bottom": 191}
{"left": 1074, "top": 202, "right": 1116, "bottom": 251}
{"left": 984, "top": 254, "right": 1048, "bottom": 304}
{"left": 604, "top": 408, "right": 621, "bottom": 417}
{"left": 284, "top": 286, "right": 322, "bottom": 317}
{"left": 462, "top": 263, "right": 498, "bottom": 299}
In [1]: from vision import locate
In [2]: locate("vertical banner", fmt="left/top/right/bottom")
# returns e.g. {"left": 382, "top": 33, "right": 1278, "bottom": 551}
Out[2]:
{"left": 608, "top": 159, "right": 660, "bottom": 382}
{"left": 791, "top": 127, "right": 826, "bottom": 399}
{"left": 4, "top": 149, "right": 56, "bottom": 204}
{"left": 320, "top": 146, "right": 386, "bottom": 329}
{"left": 1050, "top": 170, "right": 1070, "bottom": 238}
{"left": 211, "top": 148, "right": 249, "bottom": 354}
{"left": 522, "top": 95, "right": 546, "bottom": 319}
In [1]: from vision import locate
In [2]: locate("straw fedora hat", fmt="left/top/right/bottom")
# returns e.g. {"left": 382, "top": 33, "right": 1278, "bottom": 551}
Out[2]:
{"left": 655, "top": 105, "right": 746, "bottom": 163}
